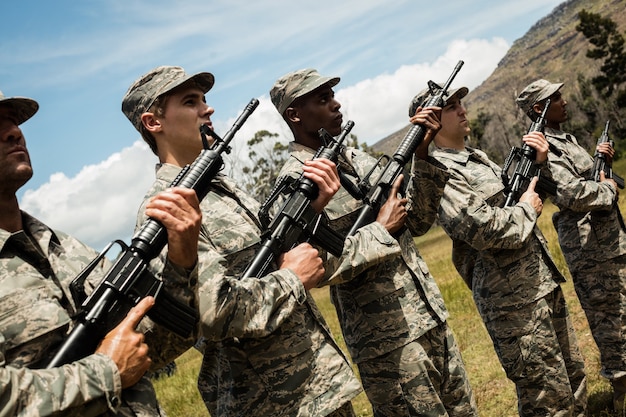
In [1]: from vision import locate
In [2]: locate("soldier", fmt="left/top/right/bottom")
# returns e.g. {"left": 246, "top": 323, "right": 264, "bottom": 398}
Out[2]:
{"left": 269, "top": 68, "right": 478, "bottom": 417}
{"left": 517, "top": 79, "right": 626, "bottom": 413}
{"left": 0, "top": 89, "right": 202, "bottom": 416}
{"left": 121, "top": 65, "right": 363, "bottom": 416}
{"left": 416, "top": 85, "right": 587, "bottom": 416}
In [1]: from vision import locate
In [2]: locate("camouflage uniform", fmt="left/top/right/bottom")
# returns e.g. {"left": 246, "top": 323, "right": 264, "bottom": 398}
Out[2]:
{"left": 136, "top": 164, "right": 362, "bottom": 417}
{"left": 277, "top": 143, "right": 478, "bottom": 417}
{"left": 432, "top": 145, "right": 587, "bottom": 417}
{"left": 543, "top": 126, "right": 626, "bottom": 382}
{"left": 0, "top": 211, "right": 198, "bottom": 416}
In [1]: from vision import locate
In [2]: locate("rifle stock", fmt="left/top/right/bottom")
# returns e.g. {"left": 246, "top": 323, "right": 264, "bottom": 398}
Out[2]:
{"left": 347, "top": 60, "right": 464, "bottom": 236}
{"left": 242, "top": 121, "right": 355, "bottom": 280}
{"left": 46, "top": 98, "right": 259, "bottom": 368}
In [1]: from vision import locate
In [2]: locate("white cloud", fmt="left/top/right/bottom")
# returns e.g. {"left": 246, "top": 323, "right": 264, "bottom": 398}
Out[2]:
{"left": 19, "top": 37, "right": 509, "bottom": 250}
{"left": 20, "top": 141, "right": 156, "bottom": 250}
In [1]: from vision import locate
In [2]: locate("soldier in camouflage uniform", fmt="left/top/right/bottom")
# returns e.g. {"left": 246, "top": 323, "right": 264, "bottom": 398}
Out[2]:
{"left": 0, "top": 90, "right": 202, "bottom": 416}
{"left": 517, "top": 79, "right": 626, "bottom": 413}
{"left": 269, "top": 68, "right": 478, "bottom": 417}
{"left": 122, "top": 65, "right": 363, "bottom": 416}
{"left": 417, "top": 86, "right": 587, "bottom": 416}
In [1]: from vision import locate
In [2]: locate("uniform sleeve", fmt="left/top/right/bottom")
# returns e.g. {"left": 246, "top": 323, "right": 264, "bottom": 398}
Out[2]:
{"left": 543, "top": 147, "right": 617, "bottom": 212}
{"left": 197, "top": 243, "right": 307, "bottom": 341}
{"left": 438, "top": 168, "right": 538, "bottom": 251}
{"left": 0, "top": 350, "right": 121, "bottom": 416}
{"left": 321, "top": 221, "right": 401, "bottom": 285}
{"left": 405, "top": 156, "right": 449, "bottom": 236}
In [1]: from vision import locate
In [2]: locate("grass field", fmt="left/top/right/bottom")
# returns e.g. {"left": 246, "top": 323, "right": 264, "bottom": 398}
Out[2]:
{"left": 154, "top": 164, "right": 625, "bottom": 416}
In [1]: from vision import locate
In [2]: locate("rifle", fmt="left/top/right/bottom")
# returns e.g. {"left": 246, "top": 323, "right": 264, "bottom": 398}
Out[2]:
{"left": 46, "top": 98, "right": 259, "bottom": 368}
{"left": 590, "top": 120, "right": 624, "bottom": 188}
{"left": 346, "top": 60, "right": 464, "bottom": 237}
{"left": 241, "top": 121, "right": 355, "bottom": 279}
{"left": 501, "top": 99, "right": 561, "bottom": 207}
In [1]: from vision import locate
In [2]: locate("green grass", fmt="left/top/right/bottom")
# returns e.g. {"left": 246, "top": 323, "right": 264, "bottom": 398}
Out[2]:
{"left": 155, "top": 160, "right": 626, "bottom": 416}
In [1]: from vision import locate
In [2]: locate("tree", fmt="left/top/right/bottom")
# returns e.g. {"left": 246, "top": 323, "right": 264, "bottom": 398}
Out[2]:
{"left": 576, "top": 9, "right": 626, "bottom": 155}
{"left": 577, "top": 10, "right": 626, "bottom": 98}
{"left": 240, "top": 130, "right": 289, "bottom": 202}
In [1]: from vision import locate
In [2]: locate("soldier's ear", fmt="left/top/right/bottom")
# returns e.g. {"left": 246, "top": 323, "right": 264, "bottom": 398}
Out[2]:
{"left": 284, "top": 107, "right": 300, "bottom": 124}
{"left": 142, "top": 112, "right": 162, "bottom": 133}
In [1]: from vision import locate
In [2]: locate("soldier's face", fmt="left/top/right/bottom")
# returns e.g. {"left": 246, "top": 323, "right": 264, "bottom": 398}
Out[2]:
{"left": 0, "top": 106, "right": 33, "bottom": 192}
{"left": 544, "top": 91, "right": 568, "bottom": 124}
{"left": 157, "top": 86, "right": 215, "bottom": 158}
{"left": 293, "top": 85, "right": 343, "bottom": 137}
{"left": 439, "top": 97, "right": 470, "bottom": 141}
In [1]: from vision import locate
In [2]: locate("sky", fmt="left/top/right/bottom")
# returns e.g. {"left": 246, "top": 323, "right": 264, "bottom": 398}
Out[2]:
{"left": 2, "top": 0, "right": 564, "bottom": 250}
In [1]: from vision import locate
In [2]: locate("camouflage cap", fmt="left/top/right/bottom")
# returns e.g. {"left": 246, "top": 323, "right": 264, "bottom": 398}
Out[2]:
{"left": 516, "top": 79, "right": 563, "bottom": 115}
{"left": 270, "top": 68, "right": 340, "bottom": 115}
{"left": 408, "top": 85, "right": 468, "bottom": 117}
{"left": 122, "top": 65, "right": 215, "bottom": 132}
{"left": 0, "top": 90, "right": 39, "bottom": 125}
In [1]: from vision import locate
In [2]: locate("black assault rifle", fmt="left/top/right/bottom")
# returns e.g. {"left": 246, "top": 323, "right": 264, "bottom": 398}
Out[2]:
{"left": 590, "top": 120, "right": 624, "bottom": 189}
{"left": 46, "top": 98, "right": 259, "bottom": 368}
{"left": 346, "top": 60, "right": 464, "bottom": 236}
{"left": 241, "top": 121, "right": 355, "bottom": 279}
{"left": 501, "top": 98, "right": 560, "bottom": 207}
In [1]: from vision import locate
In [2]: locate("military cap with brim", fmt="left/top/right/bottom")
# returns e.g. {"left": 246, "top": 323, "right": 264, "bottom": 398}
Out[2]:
{"left": 408, "top": 85, "right": 469, "bottom": 117}
{"left": 0, "top": 90, "right": 39, "bottom": 125}
{"left": 270, "top": 68, "right": 340, "bottom": 115}
{"left": 516, "top": 79, "right": 563, "bottom": 115}
{"left": 122, "top": 65, "right": 215, "bottom": 132}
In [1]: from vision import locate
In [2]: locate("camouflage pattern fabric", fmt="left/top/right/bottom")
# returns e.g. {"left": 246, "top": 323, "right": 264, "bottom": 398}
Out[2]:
{"left": 0, "top": 211, "right": 197, "bottom": 416}
{"left": 431, "top": 145, "right": 587, "bottom": 416}
{"left": 136, "top": 163, "right": 361, "bottom": 417}
{"left": 544, "top": 127, "right": 626, "bottom": 381}
{"left": 276, "top": 143, "right": 477, "bottom": 417}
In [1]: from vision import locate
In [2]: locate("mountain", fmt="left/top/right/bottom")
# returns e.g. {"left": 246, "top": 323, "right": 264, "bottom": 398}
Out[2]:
{"left": 372, "top": 0, "right": 626, "bottom": 163}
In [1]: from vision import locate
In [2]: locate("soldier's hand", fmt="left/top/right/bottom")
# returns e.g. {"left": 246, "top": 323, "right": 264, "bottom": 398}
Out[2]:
{"left": 303, "top": 158, "right": 341, "bottom": 213}
{"left": 279, "top": 243, "right": 324, "bottom": 290}
{"left": 523, "top": 132, "right": 549, "bottom": 163}
{"left": 376, "top": 175, "right": 407, "bottom": 234}
{"left": 519, "top": 176, "right": 543, "bottom": 215}
{"left": 96, "top": 296, "right": 154, "bottom": 388}
{"left": 409, "top": 106, "right": 442, "bottom": 160}
{"left": 597, "top": 142, "right": 615, "bottom": 165}
{"left": 144, "top": 188, "right": 202, "bottom": 269}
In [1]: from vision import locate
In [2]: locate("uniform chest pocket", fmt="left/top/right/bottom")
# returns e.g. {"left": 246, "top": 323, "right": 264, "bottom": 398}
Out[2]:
{"left": 0, "top": 286, "right": 71, "bottom": 366}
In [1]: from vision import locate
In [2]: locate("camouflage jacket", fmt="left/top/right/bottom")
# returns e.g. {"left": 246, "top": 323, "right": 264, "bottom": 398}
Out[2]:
{"left": 543, "top": 127, "right": 625, "bottom": 263}
{"left": 0, "top": 211, "right": 198, "bottom": 416}
{"left": 137, "top": 163, "right": 361, "bottom": 417}
{"left": 277, "top": 143, "right": 450, "bottom": 363}
{"left": 431, "top": 146, "right": 564, "bottom": 322}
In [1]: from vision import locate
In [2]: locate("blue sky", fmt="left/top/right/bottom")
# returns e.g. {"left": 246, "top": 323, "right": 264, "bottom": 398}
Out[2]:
{"left": 2, "top": 0, "right": 564, "bottom": 249}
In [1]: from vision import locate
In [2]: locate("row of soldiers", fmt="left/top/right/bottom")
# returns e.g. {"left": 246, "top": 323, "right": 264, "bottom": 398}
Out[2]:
{"left": 0, "top": 63, "right": 624, "bottom": 417}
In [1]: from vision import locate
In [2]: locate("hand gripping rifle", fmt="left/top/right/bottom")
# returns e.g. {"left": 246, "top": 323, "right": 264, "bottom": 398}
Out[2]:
{"left": 501, "top": 98, "right": 563, "bottom": 207}
{"left": 241, "top": 121, "right": 355, "bottom": 279}
{"left": 46, "top": 98, "right": 259, "bottom": 368}
{"left": 346, "top": 60, "right": 464, "bottom": 237}
{"left": 590, "top": 120, "right": 625, "bottom": 188}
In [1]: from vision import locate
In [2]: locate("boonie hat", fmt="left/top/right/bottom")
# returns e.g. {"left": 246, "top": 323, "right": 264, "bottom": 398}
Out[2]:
{"left": 0, "top": 90, "right": 39, "bottom": 125}
{"left": 270, "top": 69, "right": 340, "bottom": 115}
{"left": 122, "top": 65, "right": 214, "bottom": 132}
{"left": 408, "top": 85, "right": 468, "bottom": 117}
{"left": 516, "top": 79, "right": 563, "bottom": 115}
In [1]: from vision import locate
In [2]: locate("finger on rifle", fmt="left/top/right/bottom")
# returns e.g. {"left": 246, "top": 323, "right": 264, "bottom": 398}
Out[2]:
{"left": 527, "top": 176, "right": 539, "bottom": 192}
{"left": 122, "top": 296, "right": 155, "bottom": 330}
{"left": 391, "top": 174, "right": 404, "bottom": 197}
{"left": 599, "top": 170, "right": 606, "bottom": 181}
